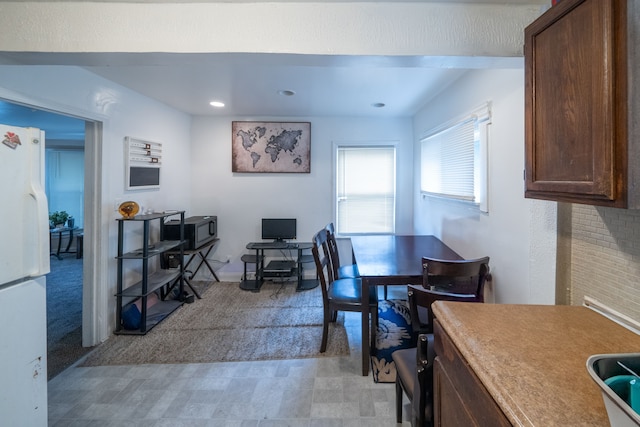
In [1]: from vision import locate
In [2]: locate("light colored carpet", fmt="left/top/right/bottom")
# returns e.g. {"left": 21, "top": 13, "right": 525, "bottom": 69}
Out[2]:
{"left": 80, "top": 281, "right": 349, "bottom": 366}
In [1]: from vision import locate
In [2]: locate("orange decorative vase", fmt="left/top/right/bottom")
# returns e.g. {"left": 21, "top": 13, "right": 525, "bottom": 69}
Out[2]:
{"left": 118, "top": 201, "right": 140, "bottom": 219}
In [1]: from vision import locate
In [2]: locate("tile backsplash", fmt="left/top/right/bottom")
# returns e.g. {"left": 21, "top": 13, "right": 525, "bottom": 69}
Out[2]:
{"left": 559, "top": 203, "right": 640, "bottom": 323}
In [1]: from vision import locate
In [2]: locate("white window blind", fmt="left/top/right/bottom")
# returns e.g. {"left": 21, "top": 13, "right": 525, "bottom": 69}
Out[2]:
{"left": 420, "top": 103, "right": 490, "bottom": 212}
{"left": 336, "top": 146, "right": 396, "bottom": 234}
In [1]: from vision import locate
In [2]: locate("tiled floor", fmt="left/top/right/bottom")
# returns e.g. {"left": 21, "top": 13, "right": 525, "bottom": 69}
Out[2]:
{"left": 48, "top": 289, "right": 412, "bottom": 426}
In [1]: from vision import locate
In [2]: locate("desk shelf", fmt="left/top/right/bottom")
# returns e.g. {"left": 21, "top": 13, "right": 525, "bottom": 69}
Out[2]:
{"left": 241, "top": 242, "right": 318, "bottom": 292}
{"left": 299, "top": 254, "right": 314, "bottom": 265}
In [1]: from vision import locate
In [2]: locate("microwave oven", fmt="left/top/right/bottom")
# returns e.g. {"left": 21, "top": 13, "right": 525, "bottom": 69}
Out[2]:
{"left": 163, "top": 215, "right": 217, "bottom": 250}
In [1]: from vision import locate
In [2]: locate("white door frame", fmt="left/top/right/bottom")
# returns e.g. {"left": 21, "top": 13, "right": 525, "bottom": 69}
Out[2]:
{"left": 0, "top": 88, "right": 107, "bottom": 346}
{"left": 82, "top": 120, "right": 107, "bottom": 346}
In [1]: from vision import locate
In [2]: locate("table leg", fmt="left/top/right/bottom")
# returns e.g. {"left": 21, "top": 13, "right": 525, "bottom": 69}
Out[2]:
{"left": 50, "top": 230, "right": 63, "bottom": 260}
{"left": 57, "top": 231, "right": 64, "bottom": 258}
{"left": 65, "top": 229, "right": 75, "bottom": 253}
{"left": 183, "top": 276, "right": 202, "bottom": 299}
{"left": 362, "top": 277, "right": 370, "bottom": 376}
{"left": 182, "top": 252, "right": 197, "bottom": 272}
{"left": 190, "top": 246, "right": 218, "bottom": 282}
{"left": 177, "top": 253, "right": 201, "bottom": 299}
{"left": 257, "top": 249, "right": 264, "bottom": 283}
{"left": 199, "top": 255, "right": 219, "bottom": 281}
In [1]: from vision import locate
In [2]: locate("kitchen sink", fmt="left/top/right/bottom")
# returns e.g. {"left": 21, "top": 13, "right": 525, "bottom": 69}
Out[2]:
{"left": 587, "top": 353, "right": 640, "bottom": 427}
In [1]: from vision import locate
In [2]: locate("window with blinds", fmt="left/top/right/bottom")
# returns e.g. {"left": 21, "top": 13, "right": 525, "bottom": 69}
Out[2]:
{"left": 336, "top": 145, "right": 396, "bottom": 235}
{"left": 420, "top": 103, "right": 490, "bottom": 212}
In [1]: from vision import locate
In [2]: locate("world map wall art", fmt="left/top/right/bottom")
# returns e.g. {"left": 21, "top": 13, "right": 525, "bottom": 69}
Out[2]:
{"left": 232, "top": 121, "right": 311, "bottom": 173}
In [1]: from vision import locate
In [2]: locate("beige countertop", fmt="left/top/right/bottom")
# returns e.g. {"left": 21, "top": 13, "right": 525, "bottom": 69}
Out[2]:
{"left": 432, "top": 302, "right": 640, "bottom": 426}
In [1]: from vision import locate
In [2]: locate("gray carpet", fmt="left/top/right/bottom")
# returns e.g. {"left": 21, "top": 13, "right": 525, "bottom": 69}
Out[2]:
{"left": 81, "top": 281, "right": 350, "bottom": 366}
{"left": 46, "top": 253, "right": 92, "bottom": 380}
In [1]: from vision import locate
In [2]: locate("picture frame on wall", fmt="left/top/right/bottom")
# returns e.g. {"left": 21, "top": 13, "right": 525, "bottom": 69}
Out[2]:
{"left": 231, "top": 121, "right": 311, "bottom": 173}
{"left": 124, "top": 136, "right": 162, "bottom": 190}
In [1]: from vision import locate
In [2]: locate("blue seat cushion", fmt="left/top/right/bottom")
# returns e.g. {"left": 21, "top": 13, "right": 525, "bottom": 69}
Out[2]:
{"left": 338, "top": 263, "right": 359, "bottom": 278}
{"left": 328, "top": 278, "right": 377, "bottom": 305}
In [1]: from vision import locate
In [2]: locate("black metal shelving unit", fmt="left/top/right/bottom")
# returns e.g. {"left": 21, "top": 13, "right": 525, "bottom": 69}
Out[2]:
{"left": 115, "top": 211, "right": 185, "bottom": 335}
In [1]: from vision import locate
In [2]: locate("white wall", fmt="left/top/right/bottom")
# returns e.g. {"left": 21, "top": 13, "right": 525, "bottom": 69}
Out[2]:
{"left": 413, "top": 68, "right": 557, "bottom": 304}
{"left": 0, "top": 0, "right": 550, "bottom": 340}
{"left": 190, "top": 116, "right": 414, "bottom": 280}
{"left": 0, "top": 2, "right": 542, "bottom": 57}
{"left": 0, "top": 65, "right": 192, "bottom": 341}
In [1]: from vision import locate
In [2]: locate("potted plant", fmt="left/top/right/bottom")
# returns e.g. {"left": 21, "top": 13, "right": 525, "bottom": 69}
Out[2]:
{"left": 49, "top": 211, "right": 69, "bottom": 228}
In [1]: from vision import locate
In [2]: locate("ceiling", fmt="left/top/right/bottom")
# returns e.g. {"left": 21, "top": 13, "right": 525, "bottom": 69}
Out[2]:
{"left": 0, "top": 52, "right": 524, "bottom": 127}
{"left": 0, "top": 0, "right": 543, "bottom": 135}
{"left": 84, "top": 53, "right": 473, "bottom": 118}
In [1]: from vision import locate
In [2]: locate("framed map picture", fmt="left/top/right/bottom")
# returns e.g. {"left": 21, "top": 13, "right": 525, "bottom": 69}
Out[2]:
{"left": 232, "top": 121, "right": 311, "bottom": 173}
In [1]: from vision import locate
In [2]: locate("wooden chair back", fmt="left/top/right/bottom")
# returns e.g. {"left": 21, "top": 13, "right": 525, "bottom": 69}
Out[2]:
{"left": 408, "top": 256, "right": 490, "bottom": 334}
{"left": 422, "top": 256, "right": 490, "bottom": 299}
{"left": 324, "top": 223, "right": 342, "bottom": 279}
{"left": 312, "top": 229, "right": 334, "bottom": 301}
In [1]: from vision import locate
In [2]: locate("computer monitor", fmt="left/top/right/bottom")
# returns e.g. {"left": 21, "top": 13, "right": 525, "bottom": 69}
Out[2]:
{"left": 261, "top": 218, "right": 297, "bottom": 241}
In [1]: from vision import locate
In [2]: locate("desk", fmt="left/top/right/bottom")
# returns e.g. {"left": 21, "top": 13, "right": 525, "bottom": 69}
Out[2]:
{"left": 350, "top": 235, "right": 462, "bottom": 376}
{"left": 241, "top": 242, "right": 317, "bottom": 292}
{"left": 49, "top": 226, "right": 79, "bottom": 260}
{"left": 166, "top": 238, "right": 220, "bottom": 299}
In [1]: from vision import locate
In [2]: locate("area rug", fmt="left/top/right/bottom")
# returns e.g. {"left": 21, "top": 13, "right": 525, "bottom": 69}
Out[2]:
{"left": 80, "top": 281, "right": 349, "bottom": 366}
{"left": 46, "top": 252, "right": 93, "bottom": 379}
{"left": 370, "top": 299, "right": 417, "bottom": 383}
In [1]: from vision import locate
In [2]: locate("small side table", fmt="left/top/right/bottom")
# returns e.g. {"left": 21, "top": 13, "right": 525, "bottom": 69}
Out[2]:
{"left": 166, "top": 238, "right": 220, "bottom": 299}
{"left": 49, "top": 226, "right": 79, "bottom": 260}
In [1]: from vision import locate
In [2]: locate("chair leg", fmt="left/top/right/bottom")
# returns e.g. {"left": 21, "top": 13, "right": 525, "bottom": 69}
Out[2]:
{"left": 320, "top": 307, "right": 330, "bottom": 353}
{"left": 395, "top": 376, "right": 404, "bottom": 423}
{"left": 384, "top": 285, "right": 388, "bottom": 300}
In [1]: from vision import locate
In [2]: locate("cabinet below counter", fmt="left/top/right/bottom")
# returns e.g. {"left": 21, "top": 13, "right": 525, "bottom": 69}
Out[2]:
{"left": 432, "top": 302, "right": 640, "bottom": 426}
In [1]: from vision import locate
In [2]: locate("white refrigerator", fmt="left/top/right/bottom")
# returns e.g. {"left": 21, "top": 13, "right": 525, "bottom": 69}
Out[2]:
{"left": 0, "top": 123, "right": 50, "bottom": 426}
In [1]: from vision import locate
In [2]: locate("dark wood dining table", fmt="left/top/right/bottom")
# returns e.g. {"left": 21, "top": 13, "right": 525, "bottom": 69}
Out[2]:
{"left": 350, "top": 235, "right": 462, "bottom": 376}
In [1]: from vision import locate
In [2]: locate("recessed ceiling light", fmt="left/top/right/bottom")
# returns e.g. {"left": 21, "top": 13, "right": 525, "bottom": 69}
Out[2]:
{"left": 278, "top": 90, "right": 296, "bottom": 97}
{"left": 372, "top": 102, "right": 386, "bottom": 108}
{"left": 209, "top": 101, "right": 225, "bottom": 108}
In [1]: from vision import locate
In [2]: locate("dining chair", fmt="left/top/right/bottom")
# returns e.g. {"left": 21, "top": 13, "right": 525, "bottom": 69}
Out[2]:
{"left": 312, "top": 228, "right": 378, "bottom": 353}
{"left": 325, "top": 223, "right": 359, "bottom": 277}
{"left": 392, "top": 334, "right": 434, "bottom": 427}
{"left": 409, "top": 256, "right": 490, "bottom": 334}
{"left": 393, "top": 255, "right": 490, "bottom": 426}
{"left": 325, "top": 222, "right": 389, "bottom": 299}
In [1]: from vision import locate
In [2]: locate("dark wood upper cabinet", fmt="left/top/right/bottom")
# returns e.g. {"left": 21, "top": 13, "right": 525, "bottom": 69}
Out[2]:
{"left": 524, "top": 0, "right": 630, "bottom": 207}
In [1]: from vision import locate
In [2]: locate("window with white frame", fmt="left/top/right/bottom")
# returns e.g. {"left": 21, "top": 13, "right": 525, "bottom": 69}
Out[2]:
{"left": 420, "top": 103, "right": 491, "bottom": 212}
{"left": 335, "top": 145, "right": 396, "bottom": 235}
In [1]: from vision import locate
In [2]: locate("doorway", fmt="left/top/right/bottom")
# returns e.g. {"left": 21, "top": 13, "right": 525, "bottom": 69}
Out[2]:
{"left": 0, "top": 99, "right": 91, "bottom": 378}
